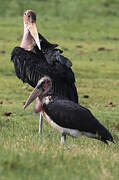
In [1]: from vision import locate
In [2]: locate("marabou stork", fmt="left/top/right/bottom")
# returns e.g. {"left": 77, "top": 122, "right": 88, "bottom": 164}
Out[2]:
{"left": 24, "top": 76, "right": 114, "bottom": 144}
{"left": 11, "top": 10, "right": 78, "bottom": 135}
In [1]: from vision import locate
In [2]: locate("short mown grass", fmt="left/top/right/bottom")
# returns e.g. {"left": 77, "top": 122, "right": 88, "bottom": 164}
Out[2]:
{"left": 0, "top": 0, "right": 119, "bottom": 179}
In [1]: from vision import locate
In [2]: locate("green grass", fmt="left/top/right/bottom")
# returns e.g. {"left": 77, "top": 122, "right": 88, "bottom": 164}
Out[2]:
{"left": 0, "top": 0, "right": 119, "bottom": 179}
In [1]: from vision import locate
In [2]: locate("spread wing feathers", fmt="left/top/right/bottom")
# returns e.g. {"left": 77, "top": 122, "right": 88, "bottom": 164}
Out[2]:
{"left": 33, "top": 33, "right": 72, "bottom": 68}
{"left": 44, "top": 98, "right": 113, "bottom": 143}
{"left": 32, "top": 33, "right": 58, "bottom": 55}
{"left": 11, "top": 47, "right": 45, "bottom": 87}
{"left": 38, "top": 33, "right": 58, "bottom": 52}
{"left": 44, "top": 49, "right": 72, "bottom": 68}
{"left": 11, "top": 47, "right": 78, "bottom": 102}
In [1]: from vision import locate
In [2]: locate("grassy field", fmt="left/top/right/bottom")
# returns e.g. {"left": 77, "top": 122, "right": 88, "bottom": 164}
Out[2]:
{"left": 0, "top": 0, "right": 119, "bottom": 179}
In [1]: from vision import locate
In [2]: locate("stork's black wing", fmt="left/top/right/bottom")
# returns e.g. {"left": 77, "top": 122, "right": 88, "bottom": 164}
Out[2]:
{"left": 38, "top": 33, "right": 58, "bottom": 52}
{"left": 33, "top": 33, "right": 72, "bottom": 68}
{"left": 44, "top": 49, "right": 72, "bottom": 68}
{"left": 11, "top": 47, "right": 78, "bottom": 103}
{"left": 43, "top": 98, "right": 113, "bottom": 142}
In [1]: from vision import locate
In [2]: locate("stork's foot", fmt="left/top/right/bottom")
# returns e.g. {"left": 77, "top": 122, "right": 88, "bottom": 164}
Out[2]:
{"left": 61, "top": 133, "right": 66, "bottom": 144}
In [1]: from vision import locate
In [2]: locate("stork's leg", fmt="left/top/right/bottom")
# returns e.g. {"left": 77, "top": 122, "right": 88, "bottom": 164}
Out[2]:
{"left": 61, "top": 133, "right": 66, "bottom": 144}
{"left": 39, "top": 112, "right": 43, "bottom": 135}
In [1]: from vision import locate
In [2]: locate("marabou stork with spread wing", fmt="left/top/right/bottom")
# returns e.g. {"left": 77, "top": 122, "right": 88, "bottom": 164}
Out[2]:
{"left": 24, "top": 76, "right": 114, "bottom": 144}
{"left": 11, "top": 10, "right": 78, "bottom": 135}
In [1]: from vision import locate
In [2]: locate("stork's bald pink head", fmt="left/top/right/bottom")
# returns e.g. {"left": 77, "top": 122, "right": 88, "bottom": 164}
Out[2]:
{"left": 22, "top": 10, "right": 41, "bottom": 50}
{"left": 24, "top": 10, "right": 36, "bottom": 24}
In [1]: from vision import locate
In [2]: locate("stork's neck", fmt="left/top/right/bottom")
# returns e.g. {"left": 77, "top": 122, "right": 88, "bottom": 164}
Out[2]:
{"left": 41, "top": 96, "right": 52, "bottom": 106}
{"left": 20, "top": 23, "right": 35, "bottom": 51}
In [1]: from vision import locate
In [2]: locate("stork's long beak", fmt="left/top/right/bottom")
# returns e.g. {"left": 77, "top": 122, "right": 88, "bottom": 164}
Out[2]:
{"left": 27, "top": 22, "right": 41, "bottom": 50}
{"left": 24, "top": 87, "right": 42, "bottom": 109}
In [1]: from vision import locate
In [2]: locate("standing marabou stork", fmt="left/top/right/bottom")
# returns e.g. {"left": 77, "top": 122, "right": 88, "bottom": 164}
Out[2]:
{"left": 24, "top": 76, "right": 114, "bottom": 144}
{"left": 11, "top": 10, "right": 78, "bottom": 135}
